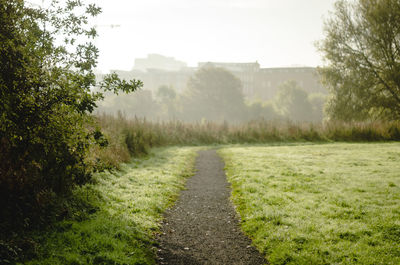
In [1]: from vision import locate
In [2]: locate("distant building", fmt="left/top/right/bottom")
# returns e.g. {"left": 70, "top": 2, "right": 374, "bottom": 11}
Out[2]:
{"left": 199, "top": 62, "right": 326, "bottom": 100}
{"left": 110, "top": 68, "right": 195, "bottom": 94}
{"left": 105, "top": 55, "right": 326, "bottom": 100}
{"left": 133, "top": 54, "right": 187, "bottom": 72}
{"left": 254, "top": 67, "right": 325, "bottom": 100}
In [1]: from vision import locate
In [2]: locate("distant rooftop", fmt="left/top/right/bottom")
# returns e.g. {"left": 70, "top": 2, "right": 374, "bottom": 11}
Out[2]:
{"left": 133, "top": 54, "right": 187, "bottom": 72}
{"left": 198, "top": 61, "right": 260, "bottom": 72}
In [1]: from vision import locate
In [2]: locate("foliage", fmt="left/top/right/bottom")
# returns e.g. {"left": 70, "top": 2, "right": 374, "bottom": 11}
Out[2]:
{"left": 318, "top": 0, "right": 400, "bottom": 121}
{"left": 181, "top": 66, "right": 246, "bottom": 122}
{"left": 156, "top": 85, "right": 179, "bottom": 119}
{"left": 274, "top": 81, "right": 315, "bottom": 122}
{"left": 246, "top": 100, "right": 281, "bottom": 121}
{"left": 0, "top": 0, "right": 141, "bottom": 231}
{"left": 157, "top": 85, "right": 177, "bottom": 101}
{"left": 308, "top": 92, "right": 327, "bottom": 122}
{"left": 97, "top": 89, "right": 159, "bottom": 119}
{"left": 220, "top": 143, "right": 400, "bottom": 264}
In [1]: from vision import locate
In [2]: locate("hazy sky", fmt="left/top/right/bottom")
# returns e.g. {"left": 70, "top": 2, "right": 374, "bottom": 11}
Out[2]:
{"left": 90, "top": 0, "right": 337, "bottom": 72}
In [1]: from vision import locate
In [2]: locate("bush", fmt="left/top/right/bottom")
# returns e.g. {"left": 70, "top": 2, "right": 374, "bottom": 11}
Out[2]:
{"left": 0, "top": 0, "right": 140, "bottom": 231}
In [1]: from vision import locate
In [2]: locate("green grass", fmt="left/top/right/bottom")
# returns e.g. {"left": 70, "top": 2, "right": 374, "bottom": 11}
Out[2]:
{"left": 22, "top": 146, "right": 199, "bottom": 265}
{"left": 219, "top": 143, "right": 400, "bottom": 265}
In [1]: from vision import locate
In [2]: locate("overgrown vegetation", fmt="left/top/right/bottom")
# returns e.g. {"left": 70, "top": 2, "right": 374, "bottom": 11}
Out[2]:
{"left": 94, "top": 114, "right": 400, "bottom": 163}
{"left": 219, "top": 143, "right": 400, "bottom": 264}
{"left": 0, "top": 0, "right": 141, "bottom": 233}
{"left": 2, "top": 147, "right": 198, "bottom": 264}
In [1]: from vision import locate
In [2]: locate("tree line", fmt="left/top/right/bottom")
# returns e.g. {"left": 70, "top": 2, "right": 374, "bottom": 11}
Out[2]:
{"left": 97, "top": 67, "right": 326, "bottom": 123}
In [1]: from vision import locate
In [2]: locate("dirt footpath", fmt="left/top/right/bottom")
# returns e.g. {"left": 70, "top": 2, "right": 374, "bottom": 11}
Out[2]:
{"left": 156, "top": 150, "right": 266, "bottom": 265}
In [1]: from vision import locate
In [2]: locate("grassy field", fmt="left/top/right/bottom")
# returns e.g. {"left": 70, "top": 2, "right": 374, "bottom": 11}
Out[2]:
{"left": 22, "top": 147, "right": 199, "bottom": 265}
{"left": 219, "top": 143, "right": 400, "bottom": 265}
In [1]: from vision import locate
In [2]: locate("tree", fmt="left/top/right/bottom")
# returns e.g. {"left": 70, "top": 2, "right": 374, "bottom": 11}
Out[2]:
{"left": 318, "top": 0, "right": 400, "bottom": 121}
{"left": 181, "top": 66, "right": 246, "bottom": 122}
{"left": 156, "top": 85, "right": 178, "bottom": 119}
{"left": 98, "top": 89, "right": 159, "bottom": 119}
{"left": 308, "top": 93, "right": 327, "bottom": 122}
{"left": 274, "top": 81, "right": 314, "bottom": 122}
{"left": 0, "top": 0, "right": 141, "bottom": 228}
{"left": 246, "top": 100, "right": 280, "bottom": 121}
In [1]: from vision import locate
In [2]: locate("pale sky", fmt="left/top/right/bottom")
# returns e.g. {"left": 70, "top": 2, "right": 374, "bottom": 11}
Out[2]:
{"left": 90, "top": 1, "right": 337, "bottom": 72}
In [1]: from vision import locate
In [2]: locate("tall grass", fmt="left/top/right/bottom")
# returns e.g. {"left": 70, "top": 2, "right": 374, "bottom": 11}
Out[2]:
{"left": 95, "top": 113, "right": 400, "bottom": 168}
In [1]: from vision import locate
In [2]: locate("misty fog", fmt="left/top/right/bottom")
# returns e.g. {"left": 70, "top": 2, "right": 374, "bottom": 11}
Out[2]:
{"left": 95, "top": 55, "right": 327, "bottom": 123}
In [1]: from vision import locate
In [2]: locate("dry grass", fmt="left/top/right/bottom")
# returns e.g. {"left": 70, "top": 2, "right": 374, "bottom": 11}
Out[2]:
{"left": 94, "top": 114, "right": 400, "bottom": 169}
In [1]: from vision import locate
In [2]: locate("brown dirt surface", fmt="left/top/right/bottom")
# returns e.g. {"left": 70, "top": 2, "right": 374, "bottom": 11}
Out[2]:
{"left": 156, "top": 150, "right": 267, "bottom": 265}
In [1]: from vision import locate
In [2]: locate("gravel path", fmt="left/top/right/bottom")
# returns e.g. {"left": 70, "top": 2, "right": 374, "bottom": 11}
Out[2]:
{"left": 156, "top": 150, "right": 266, "bottom": 265}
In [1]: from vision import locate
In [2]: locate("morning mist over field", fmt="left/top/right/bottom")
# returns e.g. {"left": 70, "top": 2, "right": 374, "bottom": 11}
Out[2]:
{"left": 91, "top": 0, "right": 336, "bottom": 123}
{"left": 2, "top": 0, "right": 400, "bottom": 264}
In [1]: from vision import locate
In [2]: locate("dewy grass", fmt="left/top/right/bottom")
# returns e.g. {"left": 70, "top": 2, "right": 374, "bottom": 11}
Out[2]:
{"left": 23, "top": 146, "right": 198, "bottom": 265}
{"left": 219, "top": 143, "right": 400, "bottom": 265}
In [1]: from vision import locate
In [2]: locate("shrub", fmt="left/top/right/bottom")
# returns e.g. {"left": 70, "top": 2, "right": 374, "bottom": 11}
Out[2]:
{"left": 0, "top": 0, "right": 140, "bottom": 231}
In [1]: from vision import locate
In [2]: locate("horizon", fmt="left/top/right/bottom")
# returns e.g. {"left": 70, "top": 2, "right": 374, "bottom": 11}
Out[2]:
{"left": 29, "top": 0, "right": 337, "bottom": 72}
{"left": 100, "top": 53, "right": 320, "bottom": 74}
{"left": 92, "top": 0, "right": 337, "bottom": 72}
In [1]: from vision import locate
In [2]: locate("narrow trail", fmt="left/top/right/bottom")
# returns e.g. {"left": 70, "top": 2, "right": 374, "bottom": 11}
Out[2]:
{"left": 156, "top": 150, "right": 266, "bottom": 265}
